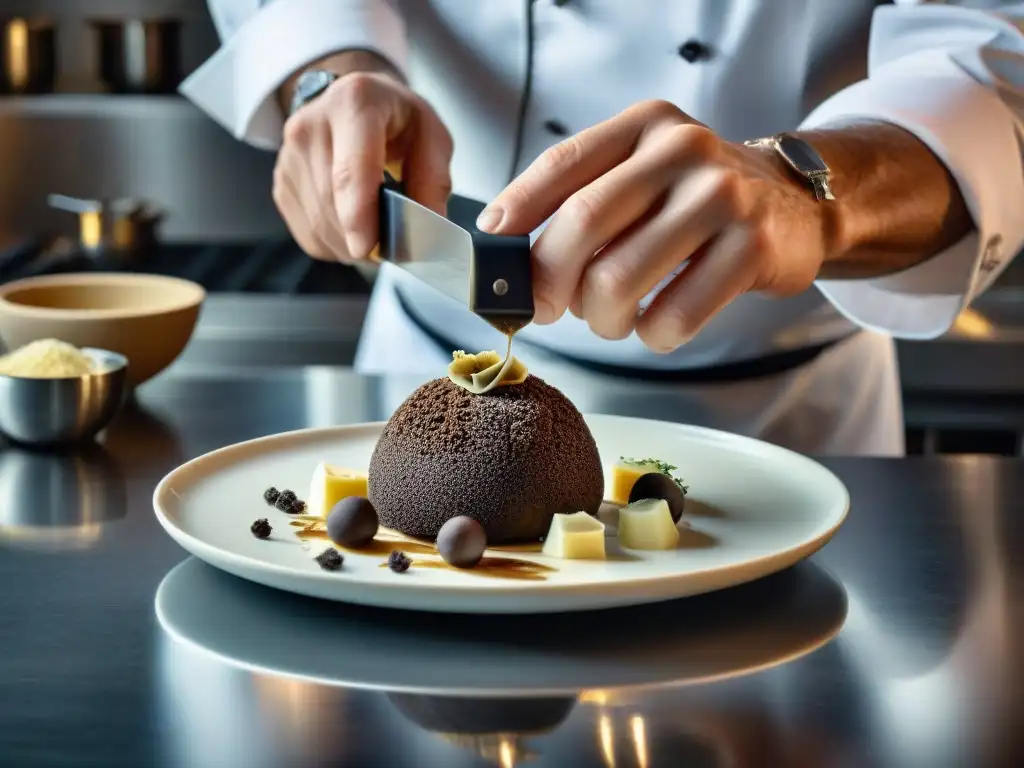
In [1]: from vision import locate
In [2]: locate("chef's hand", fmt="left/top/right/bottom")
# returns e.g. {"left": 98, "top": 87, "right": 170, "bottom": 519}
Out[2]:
{"left": 476, "top": 100, "right": 835, "bottom": 352}
{"left": 274, "top": 54, "right": 453, "bottom": 263}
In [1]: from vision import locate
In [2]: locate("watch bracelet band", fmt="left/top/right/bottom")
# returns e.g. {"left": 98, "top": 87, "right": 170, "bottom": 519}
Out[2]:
{"left": 744, "top": 134, "right": 835, "bottom": 202}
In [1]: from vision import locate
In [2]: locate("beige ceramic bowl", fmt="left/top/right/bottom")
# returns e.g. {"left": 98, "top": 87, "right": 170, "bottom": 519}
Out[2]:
{"left": 0, "top": 273, "right": 205, "bottom": 387}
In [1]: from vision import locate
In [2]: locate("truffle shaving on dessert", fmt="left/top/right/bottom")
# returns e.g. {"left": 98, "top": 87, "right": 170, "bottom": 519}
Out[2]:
{"left": 368, "top": 354, "right": 604, "bottom": 544}
{"left": 448, "top": 348, "right": 528, "bottom": 394}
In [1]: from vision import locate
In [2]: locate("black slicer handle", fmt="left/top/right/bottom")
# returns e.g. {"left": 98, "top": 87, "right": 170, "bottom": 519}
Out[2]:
{"left": 468, "top": 230, "right": 534, "bottom": 331}
{"left": 378, "top": 171, "right": 535, "bottom": 332}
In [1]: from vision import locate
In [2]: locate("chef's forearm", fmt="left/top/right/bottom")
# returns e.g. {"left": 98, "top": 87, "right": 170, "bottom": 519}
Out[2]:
{"left": 791, "top": 122, "right": 973, "bottom": 280}
{"left": 276, "top": 49, "right": 403, "bottom": 115}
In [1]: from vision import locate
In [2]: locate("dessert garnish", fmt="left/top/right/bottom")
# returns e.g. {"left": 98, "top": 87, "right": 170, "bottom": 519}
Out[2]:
{"left": 307, "top": 462, "right": 370, "bottom": 518}
{"left": 263, "top": 487, "right": 280, "bottom": 506}
{"left": 388, "top": 550, "right": 412, "bottom": 573}
{"left": 447, "top": 349, "right": 528, "bottom": 395}
{"left": 274, "top": 489, "right": 298, "bottom": 512}
{"left": 315, "top": 548, "right": 344, "bottom": 571}
{"left": 541, "top": 512, "right": 606, "bottom": 560}
{"left": 628, "top": 472, "right": 687, "bottom": 522}
{"left": 0, "top": 338, "right": 95, "bottom": 378}
{"left": 610, "top": 456, "right": 688, "bottom": 505}
{"left": 617, "top": 498, "right": 680, "bottom": 550}
{"left": 436, "top": 516, "right": 487, "bottom": 568}
{"left": 250, "top": 518, "right": 272, "bottom": 540}
{"left": 327, "top": 496, "right": 379, "bottom": 548}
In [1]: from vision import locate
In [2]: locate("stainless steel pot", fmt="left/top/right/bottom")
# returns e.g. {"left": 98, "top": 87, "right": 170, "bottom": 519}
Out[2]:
{"left": 0, "top": 18, "right": 56, "bottom": 94}
{"left": 48, "top": 193, "right": 164, "bottom": 262}
{"left": 91, "top": 19, "right": 182, "bottom": 94}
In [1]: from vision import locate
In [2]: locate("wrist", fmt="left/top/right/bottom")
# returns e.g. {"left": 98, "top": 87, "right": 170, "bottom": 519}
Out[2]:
{"left": 747, "top": 135, "right": 855, "bottom": 267}
{"left": 788, "top": 129, "right": 871, "bottom": 266}
{"left": 277, "top": 49, "right": 403, "bottom": 115}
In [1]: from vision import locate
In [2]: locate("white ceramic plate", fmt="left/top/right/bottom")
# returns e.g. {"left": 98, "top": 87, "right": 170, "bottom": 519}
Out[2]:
{"left": 153, "top": 415, "right": 849, "bottom": 614}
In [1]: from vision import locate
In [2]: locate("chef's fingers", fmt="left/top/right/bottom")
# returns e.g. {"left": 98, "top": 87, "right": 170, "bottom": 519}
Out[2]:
{"left": 479, "top": 100, "right": 707, "bottom": 235}
{"left": 636, "top": 221, "right": 762, "bottom": 353}
{"left": 271, "top": 162, "right": 332, "bottom": 261}
{"left": 478, "top": 103, "right": 653, "bottom": 234}
{"left": 528, "top": 144, "right": 679, "bottom": 325}
{"left": 402, "top": 98, "right": 454, "bottom": 217}
{"left": 568, "top": 284, "right": 584, "bottom": 319}
{"left": 579, "top": 165, "right": 748, "bottom": 340}
{"left": 324, "top": 73, "right": 413, "bottom": 259}
{"left": 304, "top": 124, "right": 355, "bottom": 262}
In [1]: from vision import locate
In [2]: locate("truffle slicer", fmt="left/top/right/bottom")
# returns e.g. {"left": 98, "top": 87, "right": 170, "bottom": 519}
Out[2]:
{"left": 377, "top": 174, "right": 535, "bottom": 335}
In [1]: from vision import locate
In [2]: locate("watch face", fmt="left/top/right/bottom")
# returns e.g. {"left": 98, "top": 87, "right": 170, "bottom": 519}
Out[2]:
{"left": 291, "top": 71, "right": 338, "bottom": 115}
{"left": 298, "top": 71, "right": 335, "bottom": 101}
{"left": 778, "top": 134, "right": 828, "bottom": 174}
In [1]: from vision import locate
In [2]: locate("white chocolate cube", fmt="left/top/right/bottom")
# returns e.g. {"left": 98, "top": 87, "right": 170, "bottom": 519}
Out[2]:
{"left": 542, "top": 512, "right": 606, "bottom": 560}
{"left": 617, "top": 498, "right": 680, "bottom": 550}
{"left": 307, "top": 463, "right": 369, "bottom": 518}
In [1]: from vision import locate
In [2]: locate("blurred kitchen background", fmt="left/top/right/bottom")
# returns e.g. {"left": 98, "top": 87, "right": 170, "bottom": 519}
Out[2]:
{"left": 2, "top": 0, "right": 1023, "bottom": 456}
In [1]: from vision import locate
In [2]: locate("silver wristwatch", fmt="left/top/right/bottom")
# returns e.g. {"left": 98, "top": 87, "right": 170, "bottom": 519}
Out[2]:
{"left": 288, "top": 70, "right": 340, "bottom": 116}
{"left": 745, "top": 132, "right": 835, "bottom": 201}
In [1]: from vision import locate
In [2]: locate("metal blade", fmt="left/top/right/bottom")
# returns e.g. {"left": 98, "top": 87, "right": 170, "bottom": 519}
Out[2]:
{"left": 379, "top": 186, "right": 474, "bottom": 307}
{"left": 378, "top": 179, "right": 535, "bottom": 334}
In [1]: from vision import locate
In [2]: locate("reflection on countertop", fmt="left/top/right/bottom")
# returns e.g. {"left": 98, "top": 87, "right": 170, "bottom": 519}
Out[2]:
{"left": 0, "top": 442, "right": 125, "bottom": 551}
{"left": 155, "top": 557, "right": 846, "bottom": 767}
{"left": 0, "top": 396, "right": 183, "bottom": 552}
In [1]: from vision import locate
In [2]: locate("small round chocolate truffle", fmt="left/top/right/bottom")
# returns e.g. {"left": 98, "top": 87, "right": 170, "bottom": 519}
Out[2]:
{"left": 327, "top": 496, "right": 379, "bottom": 548}
{"left": 437, "top": 516, "right": 487, "bottom": 568}
{"left": 628, "top": 472, "right": 686, "bottom": 523}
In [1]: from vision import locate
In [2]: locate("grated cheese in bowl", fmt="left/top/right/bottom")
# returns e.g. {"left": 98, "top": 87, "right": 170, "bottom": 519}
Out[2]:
{"left": 0, "top": 338, "right": 96, "bottom": 379}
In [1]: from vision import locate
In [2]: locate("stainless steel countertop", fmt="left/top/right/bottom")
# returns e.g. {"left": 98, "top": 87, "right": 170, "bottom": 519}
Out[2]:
{"left": 0, "top": 368, "right": 1021, "bottom": 767}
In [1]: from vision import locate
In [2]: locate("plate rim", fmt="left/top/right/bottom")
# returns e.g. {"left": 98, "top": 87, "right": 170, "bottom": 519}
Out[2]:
{"left": 153, "top": 414, "right": 850, "bottom": 604}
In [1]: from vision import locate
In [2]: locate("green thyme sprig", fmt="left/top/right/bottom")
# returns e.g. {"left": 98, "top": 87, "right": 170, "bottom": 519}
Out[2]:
{"left": 620, "top": 456, "right": 689, "bottom": 494}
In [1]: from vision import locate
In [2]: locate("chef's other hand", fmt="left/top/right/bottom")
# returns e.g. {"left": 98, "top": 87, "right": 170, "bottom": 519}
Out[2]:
{"left": 274, "top": 68, "right": 453, "bottom": 263}
{"left": 477, "top": 100, "right": 834, "bottom": 353}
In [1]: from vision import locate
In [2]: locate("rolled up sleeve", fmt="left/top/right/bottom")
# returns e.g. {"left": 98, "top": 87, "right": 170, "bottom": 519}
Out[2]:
{"left": 801, "top": 2, "right": 1024, "bottom": 339}
{"left": 180, "top": 0, "right": 407, "bottom": 150}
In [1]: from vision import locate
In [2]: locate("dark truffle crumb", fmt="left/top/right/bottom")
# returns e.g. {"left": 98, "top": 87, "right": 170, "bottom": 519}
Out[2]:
{"left": 288, "top": 499, "right": 307, "bottom": 515}
{"left": 263, "top": 487, "right": 280, "bottom": 505}
{"left": 275, "top": 490, "right": 297, "bottom": 511}
{"left": 388, "top": 550, "right": 412, "bottom": 573}
{"left": 315, "top": 548, "right": 344, "bottom": 571}
{"left": 250, "top": 518, "right": 272, "bottom": 539}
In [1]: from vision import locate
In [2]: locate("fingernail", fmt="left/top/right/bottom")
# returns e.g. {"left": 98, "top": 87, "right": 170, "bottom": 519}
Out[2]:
{"left": 476, "top": 207, "right": 504, "bottom": 232}
{"left": 533, "top": 299, "right": 555, "bottom": 325}
{"left": 344, "top": 233, "right": 369, "bottom": 261}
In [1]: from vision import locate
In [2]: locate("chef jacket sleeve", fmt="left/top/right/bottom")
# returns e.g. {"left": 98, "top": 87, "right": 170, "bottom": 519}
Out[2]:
{"left": 801, "top": 1, "right": 1024, "bottom": 339}
{"left": 179, "top": 0, "right": 407, "bottom": 150}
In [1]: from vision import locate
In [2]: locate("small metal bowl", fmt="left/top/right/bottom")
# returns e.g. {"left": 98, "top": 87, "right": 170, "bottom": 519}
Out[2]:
{"left": 0, "top": 348, "right": 128, "bottom": 447}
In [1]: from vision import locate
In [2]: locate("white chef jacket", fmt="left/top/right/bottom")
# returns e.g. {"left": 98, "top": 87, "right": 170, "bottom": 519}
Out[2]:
{"left": 181, "top": 0, "right": 1024, "bottom": 456}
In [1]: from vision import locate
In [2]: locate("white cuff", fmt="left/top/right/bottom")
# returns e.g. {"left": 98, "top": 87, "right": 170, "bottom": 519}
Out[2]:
{"left": 179, "top": 0, "right": 407, "bottom": 150}
{"left": 802, "top": 49, "right": 1023, "bottom": 339}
